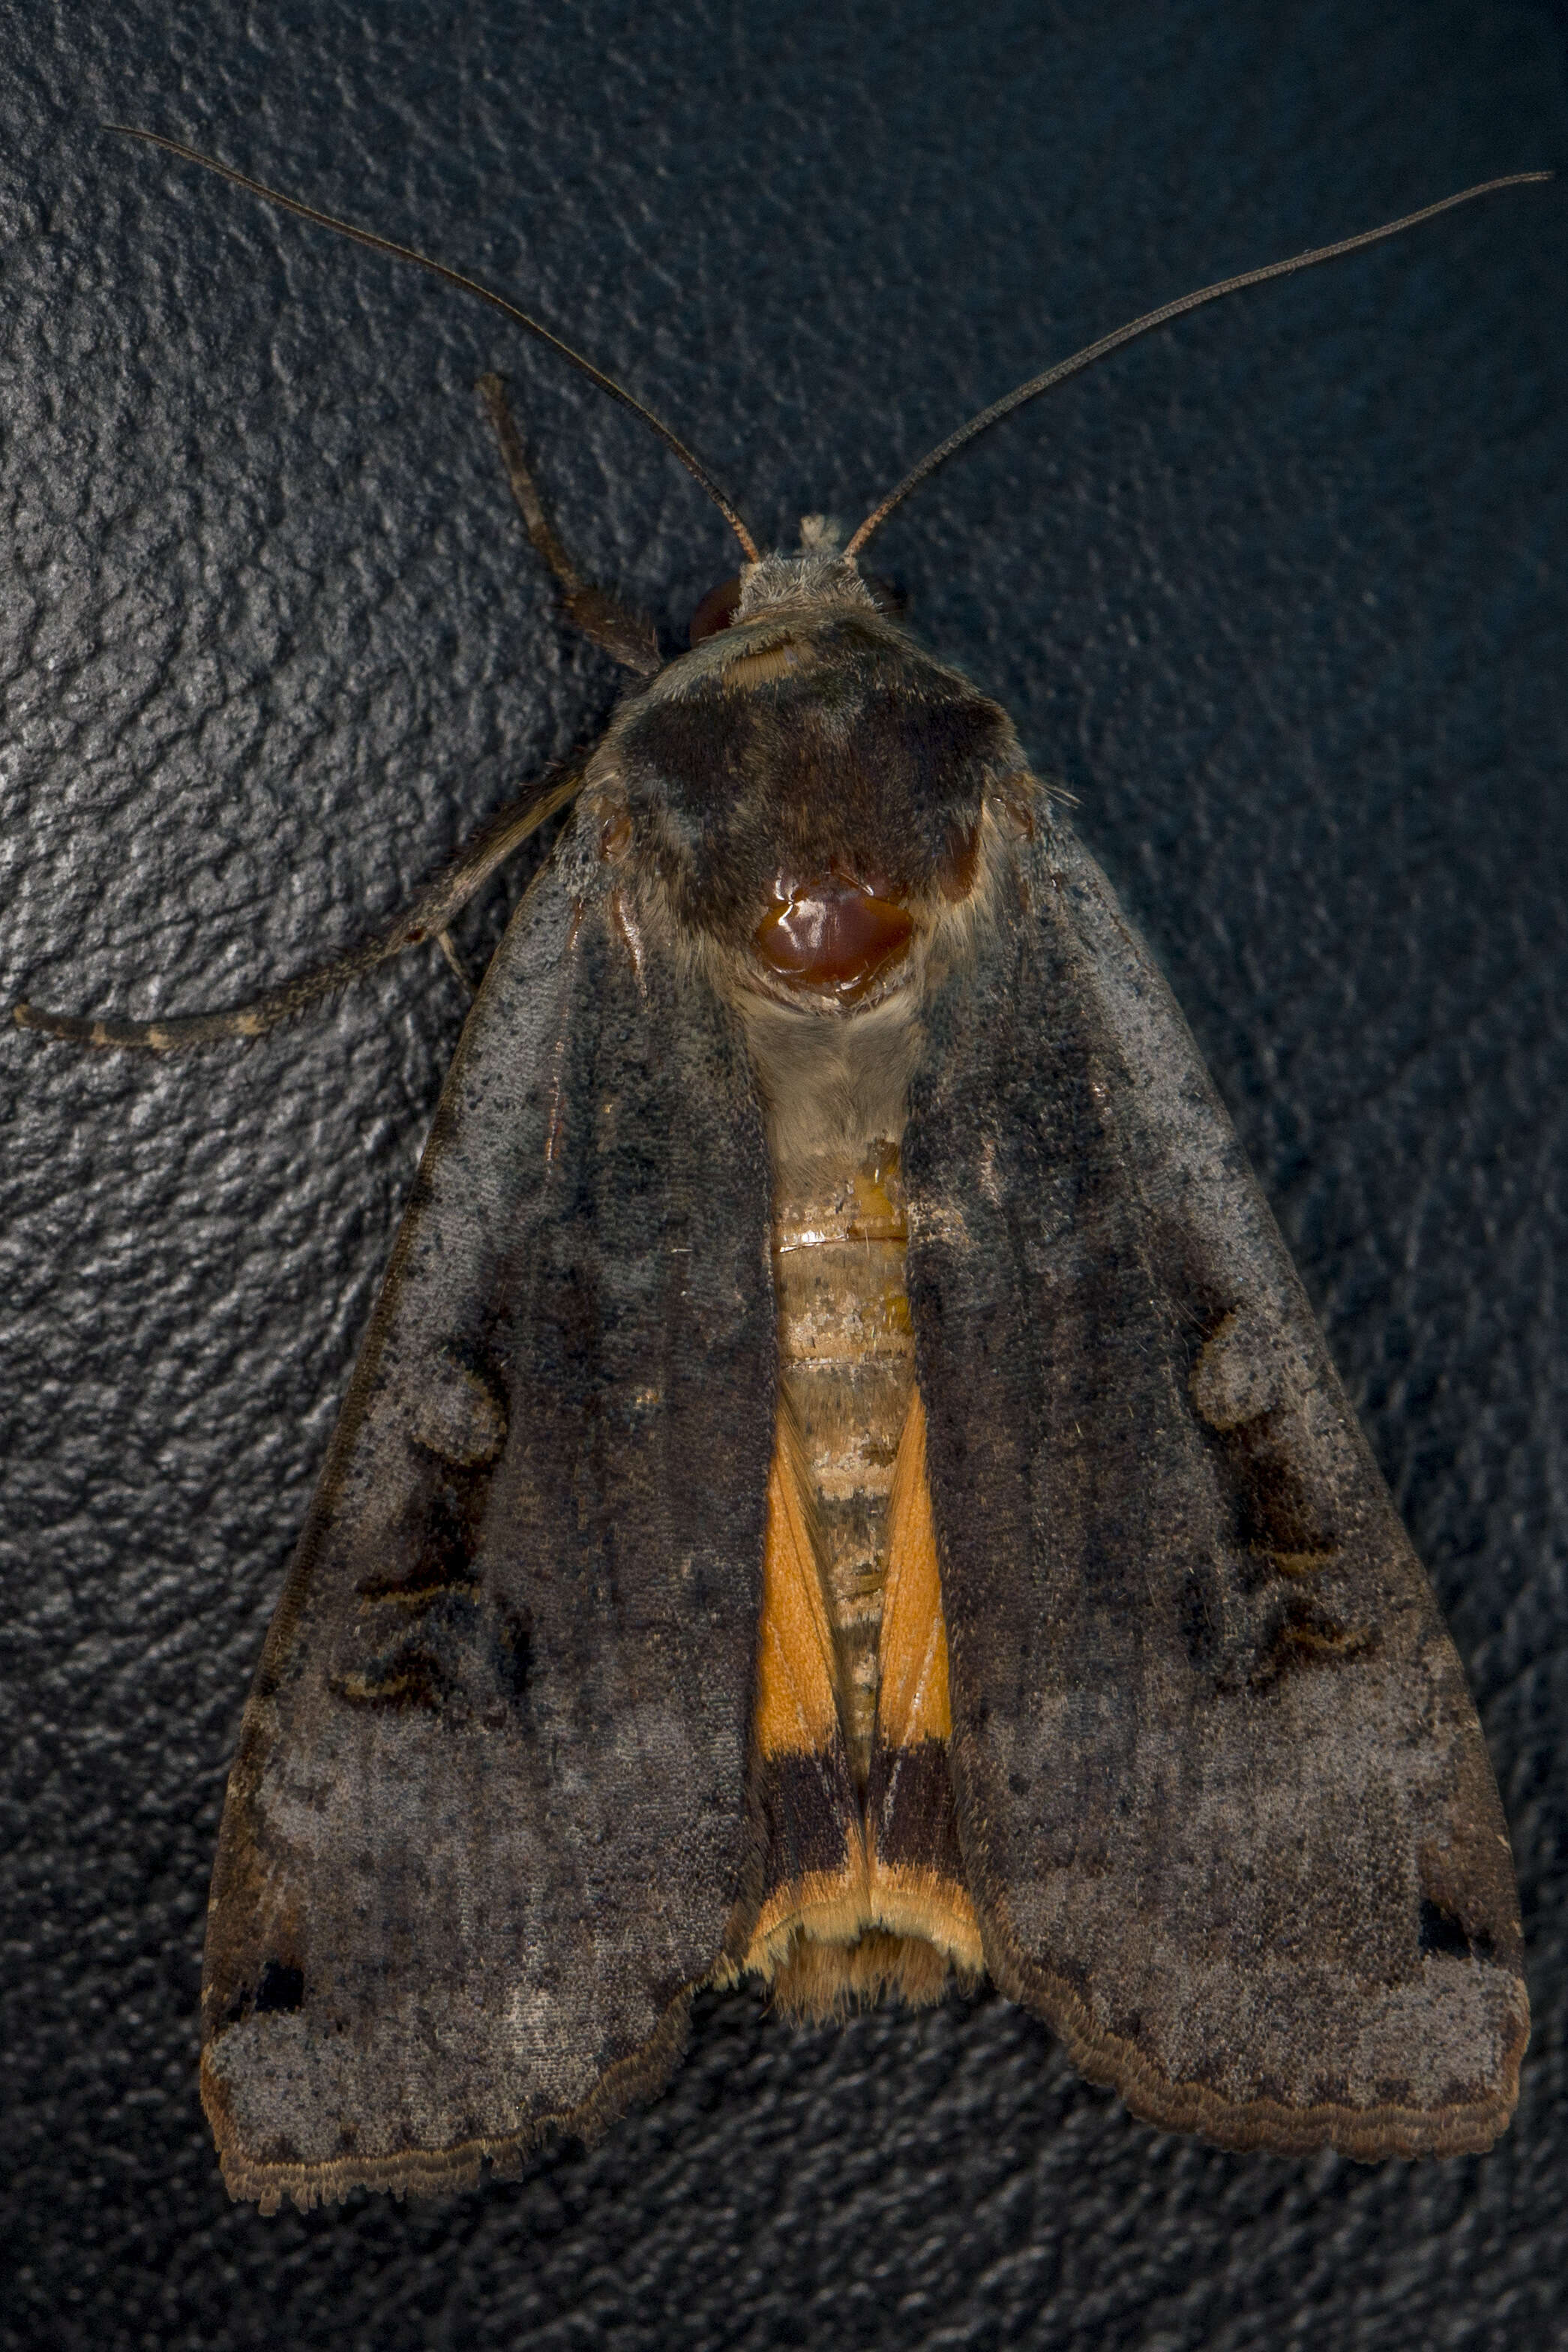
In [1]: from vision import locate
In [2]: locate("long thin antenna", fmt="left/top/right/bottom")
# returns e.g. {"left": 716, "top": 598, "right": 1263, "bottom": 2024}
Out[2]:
{"left": 108, "top": 125, "right": 761, "bottom": 563}
{"left": 844, "top": 173, "right": 1552, "bottom": 560}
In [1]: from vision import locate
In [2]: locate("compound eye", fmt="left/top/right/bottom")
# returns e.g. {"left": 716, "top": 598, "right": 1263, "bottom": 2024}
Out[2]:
{"left": 689, "top": 574, "right": 743, "bottom": 644}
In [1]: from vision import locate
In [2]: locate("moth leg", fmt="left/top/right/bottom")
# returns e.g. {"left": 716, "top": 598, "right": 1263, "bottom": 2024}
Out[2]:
{"left": 13, "top": 765, "right": 581, "bottom": 1051}
{"left": 478, "top": 373, "right": 662, "bottom": 676}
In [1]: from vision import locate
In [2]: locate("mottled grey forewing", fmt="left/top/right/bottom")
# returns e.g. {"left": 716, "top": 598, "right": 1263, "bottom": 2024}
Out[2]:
{"left": 904, "top": 820, "right": 1527, "bottom": 2156}
{"left": 201, "top": 830, "right": 775, "bottom": 2210}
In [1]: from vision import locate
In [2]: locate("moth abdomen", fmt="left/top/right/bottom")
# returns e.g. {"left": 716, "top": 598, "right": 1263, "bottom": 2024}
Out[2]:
{"left": 770, "top": 1140, "right": 917, "bottom": 1787}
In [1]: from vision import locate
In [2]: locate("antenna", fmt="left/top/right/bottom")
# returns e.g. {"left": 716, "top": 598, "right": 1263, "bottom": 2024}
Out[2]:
{"left": 844, "top": 174, "right": 1552, "bottom": 560}
{"left": 108, "top": 125, "right": 761, "bottom": 563}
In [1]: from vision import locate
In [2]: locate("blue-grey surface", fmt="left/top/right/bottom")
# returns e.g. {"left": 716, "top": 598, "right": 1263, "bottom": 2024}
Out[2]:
{"left": 1, "top": 2, "right": 1564, "bottom": 2345}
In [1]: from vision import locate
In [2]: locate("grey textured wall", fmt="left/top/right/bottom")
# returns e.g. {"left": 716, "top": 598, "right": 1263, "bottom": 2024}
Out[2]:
{"left": 2, "top": 3, "right": 1564, "bottom": 2345}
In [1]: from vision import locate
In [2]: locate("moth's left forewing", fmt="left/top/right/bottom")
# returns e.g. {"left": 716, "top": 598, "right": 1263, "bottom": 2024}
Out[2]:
{"left": 905, "top": 804, "right": 1528, "bottom": 2158}
{"left": 200, "top": 832, "right": 777, "bottom": 2209}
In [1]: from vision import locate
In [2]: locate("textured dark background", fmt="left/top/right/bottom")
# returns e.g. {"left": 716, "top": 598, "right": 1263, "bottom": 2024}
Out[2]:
{"left": 2, "top": 2, "right": 1564, "bottom": 2345}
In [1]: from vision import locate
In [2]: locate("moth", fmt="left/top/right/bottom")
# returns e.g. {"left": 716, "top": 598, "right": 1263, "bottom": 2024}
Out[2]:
{"left": 17, "top": 138, "right": 1544, "bottom": 2212}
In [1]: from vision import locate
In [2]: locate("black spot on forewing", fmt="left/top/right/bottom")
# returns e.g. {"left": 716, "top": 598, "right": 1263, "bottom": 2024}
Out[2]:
{"left": 220, "top": 1956, "right": 306, "bottom": 2030}
{"left": 1417, "top": 1886, "right": 1498, "bottom": 1966}
{"left": 1419, "top": 1898, "right": 1474, "bottom": 1960}
{"left": 253, "top": 1960, "right": 304, "bottom": 2014}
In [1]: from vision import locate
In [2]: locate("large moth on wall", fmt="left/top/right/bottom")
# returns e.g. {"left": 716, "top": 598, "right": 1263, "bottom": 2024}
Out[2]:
{"left": 17, "top": 137, "right": 1540, "bottom": 2212}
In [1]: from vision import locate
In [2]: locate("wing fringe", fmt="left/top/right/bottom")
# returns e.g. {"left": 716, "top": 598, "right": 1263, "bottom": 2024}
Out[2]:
{"left": 974, "top": 1912, "right": 1528, "bottom": 2159}
{"left": 201, "top": 1988, "right": 697, "bottom": 2212}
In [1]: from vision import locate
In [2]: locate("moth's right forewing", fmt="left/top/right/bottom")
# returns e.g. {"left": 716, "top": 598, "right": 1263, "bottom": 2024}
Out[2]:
{"left": 201, "top": 831, "right": 775, "bottom": 2210}
{"left": 905, "top": 818, "right": 1528, "bottom": 2158}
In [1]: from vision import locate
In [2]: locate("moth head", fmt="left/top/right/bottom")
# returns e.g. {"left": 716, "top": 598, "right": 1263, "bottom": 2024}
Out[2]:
{"left": 688, "top": 518, "right": 905, "bottom": 649}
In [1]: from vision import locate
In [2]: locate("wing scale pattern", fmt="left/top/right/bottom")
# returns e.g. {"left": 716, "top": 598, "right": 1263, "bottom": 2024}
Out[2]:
{"left": 201, "top": 838, "right": 775, "bottom": 2209}
{"left": 904, "top": 820, "right": 1526, "bottom": 2156}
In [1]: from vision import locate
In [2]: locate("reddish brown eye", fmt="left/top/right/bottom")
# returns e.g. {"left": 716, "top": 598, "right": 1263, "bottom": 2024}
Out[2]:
{"left": 689, "top": 574, "right": 743, "bottom": 644}
{"left": 754, "top": 874, "right": 914, "bottom": 997}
